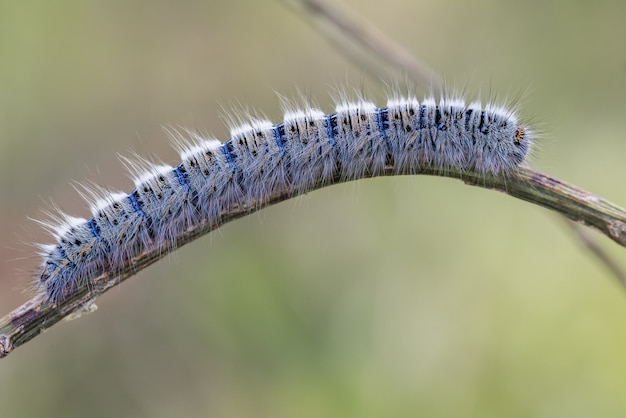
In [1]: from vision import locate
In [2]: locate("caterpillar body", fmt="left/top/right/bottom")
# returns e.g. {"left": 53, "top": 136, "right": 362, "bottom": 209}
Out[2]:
{"left": 36, "top": 95, "right": 533, "bottom": 303}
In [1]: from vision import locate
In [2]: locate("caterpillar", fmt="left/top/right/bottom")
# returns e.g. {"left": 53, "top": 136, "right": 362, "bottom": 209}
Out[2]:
{"left": 35, "top": 94, "right": 533, "bottom": 303}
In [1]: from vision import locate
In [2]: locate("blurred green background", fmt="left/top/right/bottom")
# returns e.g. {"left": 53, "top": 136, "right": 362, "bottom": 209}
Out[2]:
{"left": 2, "top": 0, "right": 626, "bottom": 417}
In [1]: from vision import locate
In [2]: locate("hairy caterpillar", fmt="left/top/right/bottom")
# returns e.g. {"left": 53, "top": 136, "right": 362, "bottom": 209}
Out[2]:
{"left": 35, "top": 94, "right": 533, "bottom": 303}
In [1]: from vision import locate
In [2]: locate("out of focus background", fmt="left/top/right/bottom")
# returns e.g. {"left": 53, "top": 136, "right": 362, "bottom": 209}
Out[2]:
{"left": 2, "top": 1, "right": 626, "bottom": 417}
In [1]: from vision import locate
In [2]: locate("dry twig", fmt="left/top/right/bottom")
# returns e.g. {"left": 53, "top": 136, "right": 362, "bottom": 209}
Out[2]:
{"left": 2, "top": 166, "right": 626, "bottom": 358}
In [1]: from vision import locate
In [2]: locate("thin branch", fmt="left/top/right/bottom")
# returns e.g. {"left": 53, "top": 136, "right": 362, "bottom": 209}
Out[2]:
{"left": 286, "top": 0, "right": 443, "bottom": 95}
{"left": 2, "top": 165, "right": 626, "bottom": 358}
{"left": 566, "top": 220, "right": 626, "bottom": 289}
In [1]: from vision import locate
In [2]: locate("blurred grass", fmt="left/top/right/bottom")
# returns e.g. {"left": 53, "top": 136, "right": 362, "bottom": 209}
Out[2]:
{"left": 1, "top": 0, "right": 626, "bottom": 417}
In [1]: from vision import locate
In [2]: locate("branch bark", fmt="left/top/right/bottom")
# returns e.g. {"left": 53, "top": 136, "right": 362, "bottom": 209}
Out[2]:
{"left": 2, "top": 165, "right": 626, "bottom": 358}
